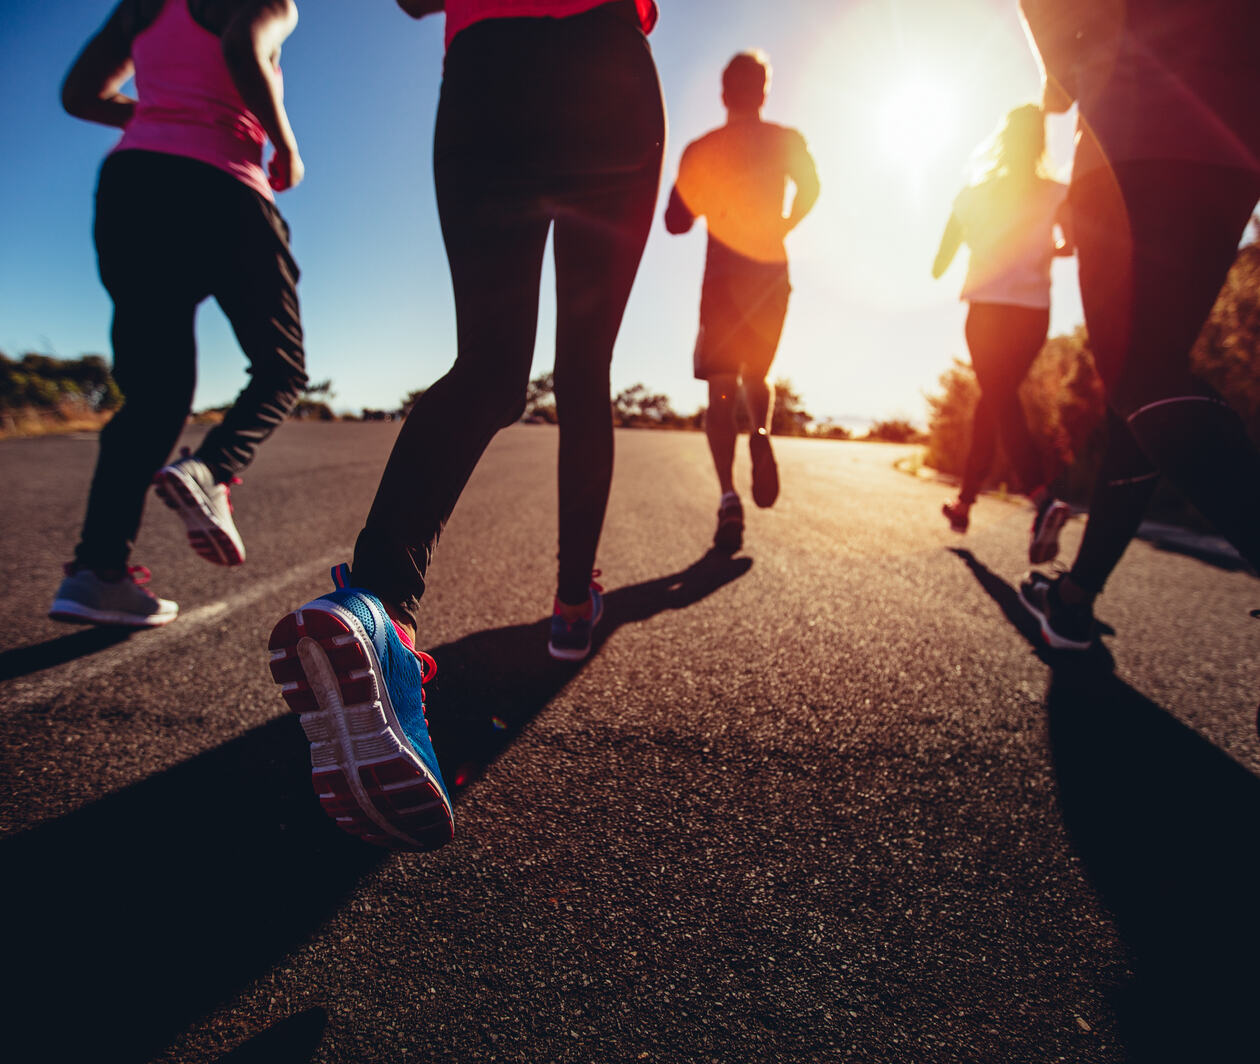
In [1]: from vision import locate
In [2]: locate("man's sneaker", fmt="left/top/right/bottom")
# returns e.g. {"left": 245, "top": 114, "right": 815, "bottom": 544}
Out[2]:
{"left": 548, "top": 575, "right": 604, "bottom": 662}
{"left": 714, "top": 494, "right": 744, "bottom": 553}
{"left": 1018, "top": 570, "right": 1095, "bottom": 651}
{"left": 49, "top": 564, "right": 178, "bottom": 627}
{"left": 268, "top": 564, "right": 454, "bottom": 851}
{"left": 749, "top": 430, "right": 779, "bottom": 509}
{"left": 942, "top": 498, "right": 970, "bottom": 534}
{"left": 1029, "top": 497, "right": 1071, "bottom": 564}
{"left": 153, "top": 451, "right": 245, "bottom": 566}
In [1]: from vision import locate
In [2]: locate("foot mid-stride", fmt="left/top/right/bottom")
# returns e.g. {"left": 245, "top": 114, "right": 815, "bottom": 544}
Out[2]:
{"left": 49, "top": 564, "right": 178, "bottom": 628}
{"left": 269, "top": 565, "right": 454, "bottom": 851}
{"left": 548, "top": 573, "right": 605, "bottom": 662}
{"left": 1018, "top": 570, "right": 1096, "bottom": 651}
{"left": 153, "top": 451, "right": 247, "bottom": 566}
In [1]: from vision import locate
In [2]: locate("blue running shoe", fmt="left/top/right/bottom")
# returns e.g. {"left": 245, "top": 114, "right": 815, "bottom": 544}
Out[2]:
{"left": 547, "top": 574, "right": 604, "bottom": 662}
{"left": 268, "top": 564, "right": 454, "bottom": 851}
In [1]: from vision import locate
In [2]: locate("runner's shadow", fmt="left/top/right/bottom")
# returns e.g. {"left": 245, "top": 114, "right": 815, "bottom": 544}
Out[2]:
{"left": 1045, "top": 661, "right": 1260, "bottom": 1061}
{"left": 0, "top": 715, "right": 377, "bottom": 1064}
{"left": 213, "top": 1007, "right": 329, "bottom": 1064}
{"left": 427, "top": 548, "right": 753, "bottom": 793}
{"left": 0, "top": 625, "right": 134, "bottom": 680}
{"left": 950, "top": 546, "right": 1260, "bottom": 1061}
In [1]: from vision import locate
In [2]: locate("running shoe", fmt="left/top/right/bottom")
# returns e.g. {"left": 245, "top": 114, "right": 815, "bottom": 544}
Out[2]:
{"left": 1018, "top": 570, "right": 1095, "bottom": 651}
{"left": 1029, "top": 496, "right": 1071, "bottom": 565}
{"left": 714, "top": 494, "right": 744, "bottom": 553}
{"left": 942, "top": 498, "right": 970, "bottom": 534}
{"left": 749, "top": 430, "right": 780, "bottom": 509}
{"left": 153, "top": 450, "right": 245, "bottom": 566}
{"left": 49, "top": 564, "right": 178, "bottom": 627}
{"left": 548, "top": 574, "right": 604, "bottom": 662}
{"left": 268, "top": 564, "right": 454, "bottom": 851}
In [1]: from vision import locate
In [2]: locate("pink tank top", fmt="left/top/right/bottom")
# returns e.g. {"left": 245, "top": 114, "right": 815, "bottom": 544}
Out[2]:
{"left": 112, "top": 0, "right": 273, "bottom": 200}
{"left": 444, "top": 0, "right": 658, "bottom": 49}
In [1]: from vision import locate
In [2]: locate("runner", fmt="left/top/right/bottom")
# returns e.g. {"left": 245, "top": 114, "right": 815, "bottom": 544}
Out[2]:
{"left": 933, "top": 103, "right": 1073, "bottom": 562}
{"left": 49, "top": 0, "right": 307, "bottom": 628}
{"left": 664, "top": 50, "right": 819, "bottom": 552}
{"left": 1017, "top": 0, "right": 1260, "bottom": 651}
{"left": 268, "top": 0, "right": 664, "bottom": 850}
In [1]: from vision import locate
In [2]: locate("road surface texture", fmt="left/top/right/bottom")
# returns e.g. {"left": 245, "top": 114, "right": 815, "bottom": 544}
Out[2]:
{"left": 2, "top": 422, "right": 1258, "bottom": 1064}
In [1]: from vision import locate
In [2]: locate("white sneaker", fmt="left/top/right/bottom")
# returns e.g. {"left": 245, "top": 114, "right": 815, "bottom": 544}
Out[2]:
{"left": 49, "top": 566, "right": 178, "bottom": 628}
{"left": 153, "top": 453, "right": 245, "bottom": 566}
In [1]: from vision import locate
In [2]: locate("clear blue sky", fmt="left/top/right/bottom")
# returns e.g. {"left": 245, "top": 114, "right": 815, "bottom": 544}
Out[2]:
{"left": 0, "top": 0, "right": 1085, "bottom": 427}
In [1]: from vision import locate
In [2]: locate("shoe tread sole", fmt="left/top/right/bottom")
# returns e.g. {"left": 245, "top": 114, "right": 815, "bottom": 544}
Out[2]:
{"left": 154, "top": 467, "right": 245, "bottom": 567}
{"left": 268, "top": 602, "right": 453, "bottom": 851}
{"left": 1029, "top": 502, "right": 1070, "bottom": 565}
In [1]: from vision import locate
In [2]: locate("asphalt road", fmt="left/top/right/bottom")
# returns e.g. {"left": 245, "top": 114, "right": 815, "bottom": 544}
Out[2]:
{"left": 2, "top": 422, "right": 1258, "bottom": 1064}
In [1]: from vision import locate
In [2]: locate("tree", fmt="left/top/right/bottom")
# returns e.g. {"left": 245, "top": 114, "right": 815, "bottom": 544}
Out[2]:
{"left": 864, "top": 418, "right": 925, "bottom": 444}
{"left": 292, "top": 378, "right": 337, "bottom": 421}
{"left": 612, "top": 383, "right": 676, "bottom": 427}
{"left": 769, "top": 377, "right": 812, "bottom": 437}
{"left": 523, "top": 373, "right": 557, "bottom": 423}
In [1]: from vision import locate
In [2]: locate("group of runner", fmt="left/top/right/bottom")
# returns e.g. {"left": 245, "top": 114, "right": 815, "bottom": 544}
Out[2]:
{"left": 47, "top": 0, "right": 1260, "bottom": 850}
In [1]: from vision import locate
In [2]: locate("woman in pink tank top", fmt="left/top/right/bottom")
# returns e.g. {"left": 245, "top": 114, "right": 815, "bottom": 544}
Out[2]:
{"left": 49, "top": 0, "right": 309, "bottom": 630}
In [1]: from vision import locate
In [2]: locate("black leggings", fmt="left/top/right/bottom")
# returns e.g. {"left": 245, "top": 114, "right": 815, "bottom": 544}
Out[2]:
{"left": 76, "top": 150, "right": 306, "bottom": 572}
{"left": 1068, "top": 161, "right": 1260, "bottom": 593}
{"left": 351, "top": 3, "right": 665, "bottom": 623}
{"left": 958, "top": 302, "right": 1051, "bottom": 504}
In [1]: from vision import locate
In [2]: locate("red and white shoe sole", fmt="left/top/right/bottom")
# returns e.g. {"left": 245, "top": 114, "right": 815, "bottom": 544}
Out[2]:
{"left": 153, "top": 469, "right": 245, "bottom": 566}
{"left": 268, "top": 603, "right": 454, "bottom": 851}
{"left": 1029, "top": 502, "right": 1071, "bottom": 565}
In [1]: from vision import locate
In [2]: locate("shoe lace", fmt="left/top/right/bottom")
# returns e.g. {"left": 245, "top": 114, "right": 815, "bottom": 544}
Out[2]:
{"left": 414, "top": 648, "right": 437, "bottom": 684}
{"left": 127, "top": 565, "right": 153, "bottom": 586}
{"left": 590, "top": 569, "right": 604, "bottom": 594}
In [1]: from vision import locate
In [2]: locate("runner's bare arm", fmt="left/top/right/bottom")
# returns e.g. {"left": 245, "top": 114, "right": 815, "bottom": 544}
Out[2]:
{"left": 61, "top": 0, "right": 141, "bottom": 128}
{"left": 664, "top": 185, "right": 695, "bottom": 234}
{"left": 397, "top": 0, "right": 444, "bottom": 16}
{"left": 222, "top": 0, "right": 303, "bottom": 190}
{"left": 932, "top": 213, "right": 964, "bottom": 278}
{"left": 783, "top": 133, "right": 820, "bottom": 233}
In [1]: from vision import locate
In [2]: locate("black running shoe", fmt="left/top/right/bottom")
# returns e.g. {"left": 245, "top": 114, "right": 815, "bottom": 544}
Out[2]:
{"left": 942, "top": 498, "right": 970, "bottom": 534}
{"left": 713, "top": 495, "right": 744, "bottom": 553}
{"left": 1019, "top": 570, "right": 1095, "bottom": 651}
{"left": 749, "top": 431, "right": 779, "bottom": 509}
{"left": 1029, "top": 497, "right": 1070, "bottom": 564}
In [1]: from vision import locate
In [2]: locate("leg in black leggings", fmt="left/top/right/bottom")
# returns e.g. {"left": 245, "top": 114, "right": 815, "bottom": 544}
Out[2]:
{"left": 1066, "top": 161, "right": 1260, "bottom": 595}
{"left": 350, "top": 7, "right": 664, "bottom": 628}
{"left": 958, "top": 393, "right": 998, "bottom": 505}
{"left": 962, "top": 301, "right": 1052, "bottom": 498}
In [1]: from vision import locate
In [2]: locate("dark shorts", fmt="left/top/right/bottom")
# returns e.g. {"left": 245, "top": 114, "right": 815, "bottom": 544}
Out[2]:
{"left": 694, "top": 263, "right": 791, "bottom": 381}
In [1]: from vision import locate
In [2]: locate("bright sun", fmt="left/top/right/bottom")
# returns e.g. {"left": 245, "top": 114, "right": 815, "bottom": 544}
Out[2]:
{"left": 875, "top": 77, "right": 956, "bottom": 169}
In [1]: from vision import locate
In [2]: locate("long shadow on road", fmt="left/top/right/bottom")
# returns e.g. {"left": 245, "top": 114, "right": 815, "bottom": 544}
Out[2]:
{"left": 0, "top": 549, "right": 751, "bottom": 1064}
{"left": 426, "top": 548, "right": 753, "bottom": 794}
{"left": 0, "top": 714, "right": 378, "bottom": 1064}
{"left": 952, "top": 547, "right": 1260, "bottom": 1062}
{"left": 0, "top": 624, "right": 134, "bottom": 680}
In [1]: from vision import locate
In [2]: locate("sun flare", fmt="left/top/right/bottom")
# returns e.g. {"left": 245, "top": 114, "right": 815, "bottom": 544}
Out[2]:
{"left": 875, "top": 77, "right": 956, "bottom": 169}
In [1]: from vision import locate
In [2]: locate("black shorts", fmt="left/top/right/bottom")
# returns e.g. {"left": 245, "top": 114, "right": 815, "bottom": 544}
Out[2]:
{"left": 694, "top": 263, "right": 790, "bottom": 381}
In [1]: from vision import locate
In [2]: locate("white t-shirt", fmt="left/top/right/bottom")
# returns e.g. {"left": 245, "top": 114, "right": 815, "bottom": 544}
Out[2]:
{"left": 952, "top": 176, "right": 1068, "bottom": 309}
